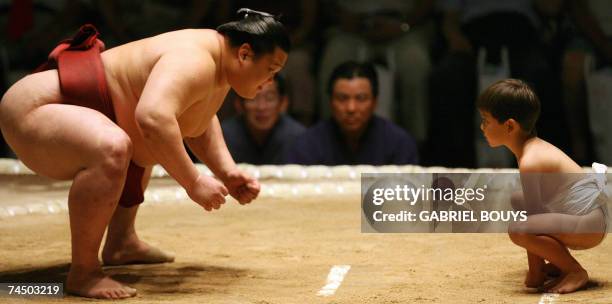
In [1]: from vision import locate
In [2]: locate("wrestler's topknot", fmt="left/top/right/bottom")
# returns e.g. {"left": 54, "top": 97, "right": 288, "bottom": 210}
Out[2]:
{"left": 217, "top": 8, "right": 291, "bottom": 57}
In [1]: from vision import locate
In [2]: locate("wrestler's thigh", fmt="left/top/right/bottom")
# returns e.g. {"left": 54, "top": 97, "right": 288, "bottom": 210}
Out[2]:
{"left": 3, "top": 103, "right": 131, "bottom": 180}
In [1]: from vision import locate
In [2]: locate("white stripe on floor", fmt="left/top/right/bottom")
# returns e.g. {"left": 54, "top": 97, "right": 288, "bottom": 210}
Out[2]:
{"left": 316, "top": 265, "right": 351, "bottom": 297}
{"left": 538, "top": 293, "right": 559, "bottom": 304}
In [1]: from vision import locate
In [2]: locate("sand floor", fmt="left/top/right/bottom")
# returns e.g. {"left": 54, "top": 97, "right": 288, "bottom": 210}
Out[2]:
{"left": 1, "top": 176, "right": 611, "bottom": 303}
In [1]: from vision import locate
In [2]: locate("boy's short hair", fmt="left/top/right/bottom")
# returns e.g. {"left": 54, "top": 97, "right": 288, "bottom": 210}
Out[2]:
{"left": 327, "top": 61, "right": 378, "bottom": 98}
{"left": 217, "top": 8, "right": 291, "bottom": 58}
{"left": 477, "top": 79, "right": 540, "bottom": 135}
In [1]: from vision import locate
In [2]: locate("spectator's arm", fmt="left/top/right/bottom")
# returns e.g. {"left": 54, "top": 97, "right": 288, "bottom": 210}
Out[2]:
{"left": 184, "top": 0, "right": 232, "bottom": 28}
{"left": 291, "top": 0, "right": 318, "bottom": 46}
{"left": 441, "top": 9, "right": 472, "bottom": 52}
{"left": 96, "top": 0, "right": 132, "bottom": 42}
{"left": 406, "top": 0, "right": 436, "bottom": 26}
{"left": 534, "top": 0, "right": 564, "bottom": 18}
{"left": 334, "top": 3, "right": 361, "bottom": 34}
{"left": 568, "top": 0, "right": 612, "bottom": 63}
{"left": 184, "top": 0, "right": 214, "bottom": 28}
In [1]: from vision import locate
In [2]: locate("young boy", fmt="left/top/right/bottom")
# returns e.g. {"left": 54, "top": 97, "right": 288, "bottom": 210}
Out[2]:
{"left": 477, "top": 79, "right": 609, "bottom": 294}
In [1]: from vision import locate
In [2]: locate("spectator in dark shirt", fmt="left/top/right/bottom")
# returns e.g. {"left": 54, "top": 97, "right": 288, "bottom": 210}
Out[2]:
{"left": 285, "top": 61, "right": 418, "bottom": 165}
{"left": 222, "top": 74, "right": 305, "bottom": 164}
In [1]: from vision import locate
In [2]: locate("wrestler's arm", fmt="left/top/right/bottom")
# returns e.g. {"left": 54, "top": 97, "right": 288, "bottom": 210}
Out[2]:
{"left": 184, "top": 115, "right": 237, "bottom": 181}
{"left": 135, "top": 51, "right": 214, "bottom": 189}
{"left": 185, "top": 117, "right": 260, "bottom": 204}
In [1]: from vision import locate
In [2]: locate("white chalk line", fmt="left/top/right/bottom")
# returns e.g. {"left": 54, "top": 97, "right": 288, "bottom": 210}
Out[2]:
{"left": 317, "top": 265, "right": 351, "bottom": 297}
{"left": 0, "top": 158, "right": 527, "bottom": 178}
{"left": 538, "top": 293, "right": 559, "bottom": 304}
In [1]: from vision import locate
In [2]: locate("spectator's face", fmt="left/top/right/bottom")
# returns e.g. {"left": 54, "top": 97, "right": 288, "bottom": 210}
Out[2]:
{"left": 479, "top": 110, "right": 506, "bottom": 147}
{"left": 232, "top": 45, "right": 287, "bottom": 99}
{"left": 241, "top": 81, "right": 287, "bottom": 132}
{"left": 331, "top": 77, "right": 376, "bottom": 135}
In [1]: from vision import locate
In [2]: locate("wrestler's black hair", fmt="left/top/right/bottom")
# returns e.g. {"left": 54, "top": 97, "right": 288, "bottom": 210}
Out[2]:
{"left": 217, "top": 8, "right": 291, "bottom": 58}
{"left": 327, "top": 61, "right": 379, "bottom": 98}
{"left": 477, "top": 79, "right": 540, "bottom": 135}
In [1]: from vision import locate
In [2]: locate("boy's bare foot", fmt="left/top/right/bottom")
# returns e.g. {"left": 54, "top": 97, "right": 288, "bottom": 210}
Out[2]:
{"left": 543, "top": 263, "right": 561, "bottom": 277}
{"left": 547, "top": 269, "right": 589, "bottom": 294}
{"left": 102, "top": 239, "right": 175, "bottom": 266}
{"left": 539, "top": 275, "right": 563, "bottom": 293}
{"left": 66, "top": 268, "right": 137, "bottom": 299}
{"left": 524, "top": 270, "right": 546, "bottom": 288}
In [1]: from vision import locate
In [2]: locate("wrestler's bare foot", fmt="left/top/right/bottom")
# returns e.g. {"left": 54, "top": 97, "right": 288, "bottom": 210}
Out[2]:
{"left": 102, "top": 237, "right": 175, "bottom": 266}
{"left": 525, "top": 270, "right": 547, "bottom": 288}
{"left": 66, "top": 267, "right": 136, "bottom": 299}
{"left": 547, "top": 269, "right": 589, "bottom": 294}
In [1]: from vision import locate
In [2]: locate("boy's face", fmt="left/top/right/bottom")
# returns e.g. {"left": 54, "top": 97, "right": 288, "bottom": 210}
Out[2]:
{"left": 479, "top": 110, "right": 507, "bottom": 147}
{"left": 234, "top": 45, "right": 288, "bottom": 99}
{"left": 331, "top": 77, "right": 377, "bottom": 136}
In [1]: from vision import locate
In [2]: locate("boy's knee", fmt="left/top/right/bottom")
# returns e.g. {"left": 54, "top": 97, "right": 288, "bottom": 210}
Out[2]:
{"left": 508, "top": 220, "right": 533, "bottom": 245}
{"left": 510, "top": 191, "right": 525, "bottom": 211}
{"left": 508, "top": 232, "right": 528, "bottom": 246}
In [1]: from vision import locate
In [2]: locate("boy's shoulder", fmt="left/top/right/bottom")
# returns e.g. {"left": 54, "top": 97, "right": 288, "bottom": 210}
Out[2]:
{"left": 519, "top": 154, "right": 552, "bottom": 173}
{"left": 518, "top": 140, "right": 560, "bottom": 173}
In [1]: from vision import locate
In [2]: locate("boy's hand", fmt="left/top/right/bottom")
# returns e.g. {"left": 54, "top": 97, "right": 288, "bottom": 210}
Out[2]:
{"left": 186, "top": 175, "right": 229, "bottom": 211}
{"left": 222, "top": 169, "right": 261, "bottom": 205}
